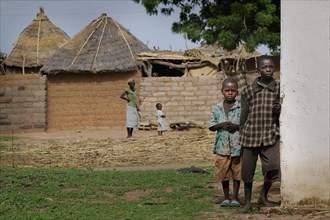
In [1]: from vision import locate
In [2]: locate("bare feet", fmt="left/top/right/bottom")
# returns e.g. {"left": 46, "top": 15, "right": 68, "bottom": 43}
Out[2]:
{"left": 257, "top": 196, "right": 280, "bottom": 207}
{"left": 238, "top": 202, "right": 252, "bottom": 213}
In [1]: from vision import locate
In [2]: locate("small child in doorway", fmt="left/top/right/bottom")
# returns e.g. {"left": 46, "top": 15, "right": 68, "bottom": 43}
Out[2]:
{"left": 156, "top": 103, "right": 168, "bottom": 135}
{"left": 209, "top": 77, "right": 241, "bottom": 208}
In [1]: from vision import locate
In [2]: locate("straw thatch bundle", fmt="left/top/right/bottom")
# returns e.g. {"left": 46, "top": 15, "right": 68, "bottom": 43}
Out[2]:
{"left": 41, "top": 13, "right": 151, "bottom": 75}
{"left": 4, "top": 8, "right": 70, "bottom": 68}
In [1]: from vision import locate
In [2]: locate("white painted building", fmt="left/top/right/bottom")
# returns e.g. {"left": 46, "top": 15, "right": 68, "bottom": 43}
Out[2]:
{"left": 281, "top": 0, "right": 330, "bottom": 205}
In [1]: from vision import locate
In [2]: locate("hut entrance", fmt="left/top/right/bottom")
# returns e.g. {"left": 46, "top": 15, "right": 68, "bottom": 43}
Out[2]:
{"left": 151, "top": 62, "right": 184, "bottom": 77}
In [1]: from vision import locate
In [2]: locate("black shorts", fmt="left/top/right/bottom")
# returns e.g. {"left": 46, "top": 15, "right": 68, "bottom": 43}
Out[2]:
{"left": 241, "top": 138, "right": 281, "bottom": 183}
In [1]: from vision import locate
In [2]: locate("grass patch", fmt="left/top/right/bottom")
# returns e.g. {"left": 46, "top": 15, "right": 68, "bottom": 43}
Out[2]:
{"left": 0, "top": 135, "right": 19, "bottom": 141}
{"left": 0, "top": 166, "right": 217, "bottom": 219}
{"left": 254, "top": 162, "right": 263, "bottom": 181}
{"left": 0, "top": 143, "right": 9, "bottom": 148}
{"left": 0, "top": 143, "right": 25, "bottom": 149}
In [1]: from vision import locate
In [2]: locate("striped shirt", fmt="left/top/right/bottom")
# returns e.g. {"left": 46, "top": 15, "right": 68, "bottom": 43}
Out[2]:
{"left": 238, "top": 77, "right": 280, "bottom": 147}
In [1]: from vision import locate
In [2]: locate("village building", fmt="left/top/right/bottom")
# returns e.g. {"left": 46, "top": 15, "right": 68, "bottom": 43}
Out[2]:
{"left": 0, "top": 8, "right": 69, "bottom": 132}
{"left": 0, "top": 1, "right": 328, "bottom": 211}
{"left": 281, "top": 0, "right": 329, "bottom": 206}
{"left": 0, "top": 53, "right": 5, "bottom": 75}
{"left": 0, "top": 8, "right": 276, "bottom": 133}
{"left": 0, "top": 9, "right": 275, "bottom": 132}
{"left": 3, "top": 8, "right": 70, "bottom": 74}
{"left": 136, "top": 44, "right": 276, "bottom": 129}
{"left": 40, "top": 13, "right": 151, "bottom": 130}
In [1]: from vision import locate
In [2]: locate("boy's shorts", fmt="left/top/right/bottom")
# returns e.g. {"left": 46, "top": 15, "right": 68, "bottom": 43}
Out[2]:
{"left": 241, "top": 138, "right": 281, "bottom": 183}
{"left": 214, "top": 155, "right": 242, "bottom": 182}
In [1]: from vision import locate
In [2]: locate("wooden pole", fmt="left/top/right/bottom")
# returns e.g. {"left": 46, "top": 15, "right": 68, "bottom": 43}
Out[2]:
{"left": 22, "top": 56, "right": 25, "bottom": 75}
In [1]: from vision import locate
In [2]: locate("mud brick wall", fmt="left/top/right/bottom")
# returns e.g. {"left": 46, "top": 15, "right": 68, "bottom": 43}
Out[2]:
{"left": 46, "top": 72, "right": 140, "bottom": 130}
{"left": 0, "top": 74, "right": 47, "bottom": 132}
{"left": 139, "top": 72, "right": 280, "bottom": 127}
{"left": 139, "top": 76, "right": 226, "bottom": 127}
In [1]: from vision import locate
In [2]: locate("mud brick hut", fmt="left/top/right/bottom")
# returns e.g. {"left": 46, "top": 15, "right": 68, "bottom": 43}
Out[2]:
{"left": 3, "top": 8, "right": 70, "bottom": 74}
{"left": 40, "top": 13, "right": 151, "bottom": 130}
{"left": 0, "top": 8, "right": 69, "bottom": 132}
{"left": 0, "top": 54, "right": 5, "bottom": 75}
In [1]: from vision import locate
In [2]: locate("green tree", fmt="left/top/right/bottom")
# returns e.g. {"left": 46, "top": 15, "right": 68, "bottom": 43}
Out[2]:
{"left": 133, "top": 0, "right": 280, "bottom": 52}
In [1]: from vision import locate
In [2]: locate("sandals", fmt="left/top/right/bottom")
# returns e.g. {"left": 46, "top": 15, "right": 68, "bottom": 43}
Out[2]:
{"left": 220, "top": 199, "right": 231, "bottom": 207}
{"left": 220, "top": 199, "right": 241, "bottom": 207}
{"left": 230, "top": 200, "right": 241, "bottom": 207}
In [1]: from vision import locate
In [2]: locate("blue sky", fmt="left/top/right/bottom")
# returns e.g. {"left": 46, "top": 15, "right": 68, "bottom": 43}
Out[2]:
{"left": 0, "top": 0, "right": 269, "bottom": 55}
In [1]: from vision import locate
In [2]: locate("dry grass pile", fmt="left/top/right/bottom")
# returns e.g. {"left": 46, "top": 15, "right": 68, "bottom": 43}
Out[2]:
{"left": 0, "top": 130, "right": 215, "bottom": 168}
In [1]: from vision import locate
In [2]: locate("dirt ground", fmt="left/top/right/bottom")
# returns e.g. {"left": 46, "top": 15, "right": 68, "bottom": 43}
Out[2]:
{"left": 13, "top": 127, "right": 159, "bottom": 142}
{"left": 1, "top": 127, "right": 329, "bottom": 219}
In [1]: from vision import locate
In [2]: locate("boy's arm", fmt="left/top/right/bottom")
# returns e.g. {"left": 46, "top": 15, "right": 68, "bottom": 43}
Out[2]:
{"left": 209, "top": 123, "right": 229, "bottom": 132}
{"left": 227, "top": 122, "right": 239, "bottom": 133}
{"left": 209, "top": 106, "right": 231, "bottom": 131}
{"left": 209, "top": 122, "right": 225, "bottom": 131}
{"left": 273, "top": 87, "right": 281, "bottom": 115}
{"left": 209, "top": 108, "right": 220, "bottom": 131}
{"left": 239, "top": 94, "right": 249, "bottom": 132}
{"left": 209, "top": 109, "right": 230, "bottom": 131}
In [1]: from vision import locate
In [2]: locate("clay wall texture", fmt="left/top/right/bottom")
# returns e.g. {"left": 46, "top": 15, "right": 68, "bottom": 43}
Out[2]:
{"left": 46, "top": 71, "right": 139, "bottom": 130}
{"left": 139, "top": 76, "right": 225, "bottom": 127}
{"left": 0, "top": 70, "right": 279, "bottom": 132}
{"left": 0, "top": 74, "right": 47, "bottom": 132}
{"left": 139, "top": 71, "right": 280, "bottom": 127}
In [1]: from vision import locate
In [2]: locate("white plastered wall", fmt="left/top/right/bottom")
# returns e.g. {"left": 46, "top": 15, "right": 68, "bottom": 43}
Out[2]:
{"left": 281, "top": 1, "right": 330, "bottom": 204}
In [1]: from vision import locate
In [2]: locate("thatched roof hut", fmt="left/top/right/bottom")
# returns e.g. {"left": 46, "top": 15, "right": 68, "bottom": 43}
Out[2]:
{"left": 4, "top": 8, "right": 69, "bottom": 72}
{"left": 41, "top": 13, "right": 151, "bottom": 75}
{"left": 40, "top": 13, "right": 151, "bottom": 130}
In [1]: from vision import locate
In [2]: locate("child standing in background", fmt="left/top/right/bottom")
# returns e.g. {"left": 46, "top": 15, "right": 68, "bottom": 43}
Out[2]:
{"left": 209, "top": 77, "right": 241, "bottom": 208}
{"left": 156, "top": 103, "right": 168, "bottom": 136}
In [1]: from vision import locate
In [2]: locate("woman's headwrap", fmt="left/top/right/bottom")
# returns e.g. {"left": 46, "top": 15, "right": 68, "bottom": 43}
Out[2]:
{"left": 127, "top": 79, "right": 135, "bottom": 85}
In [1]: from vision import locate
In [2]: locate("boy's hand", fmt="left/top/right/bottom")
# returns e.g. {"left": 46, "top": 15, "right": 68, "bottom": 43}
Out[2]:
{"left": 217, "top": 121, "right": 231, "bottom": 130}
{"left": 227, "top": 123, "right": 239, "bottom": 133}
{"left": 211, "top": 121, "right": 238, "bottom": 132}
{"left": 272, "top": 101, "right": 281, "bottom": 114}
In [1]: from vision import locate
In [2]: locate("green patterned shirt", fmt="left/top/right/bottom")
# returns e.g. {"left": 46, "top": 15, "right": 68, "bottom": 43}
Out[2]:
{"left": 209, "top": 100, "right": 241, "bottom": 156}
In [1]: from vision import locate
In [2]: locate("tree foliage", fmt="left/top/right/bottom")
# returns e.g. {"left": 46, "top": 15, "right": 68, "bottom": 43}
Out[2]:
{"left": 133, "top": 0, "right": 280, "bottom": 52}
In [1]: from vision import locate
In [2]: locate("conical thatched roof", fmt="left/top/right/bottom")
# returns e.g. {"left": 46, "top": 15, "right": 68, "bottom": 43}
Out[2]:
{"left": 4, "top": 8, "right": 70, "bottom": 68}
{"left": 41, "top": 13, "right": 151, "bottom": 75}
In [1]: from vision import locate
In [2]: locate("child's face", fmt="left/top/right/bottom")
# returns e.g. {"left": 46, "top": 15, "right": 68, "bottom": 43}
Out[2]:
{"left": 258, "top": 59, "right": 275, "bottom": 79}
{"left": 128, "top": 82, "right": 135, "bottom": 88}
{"left": 156, "top": 104, "right": 162, "bottom": 110}
{"left": 222, "top": 82, "right": 238, "bottom": 102}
